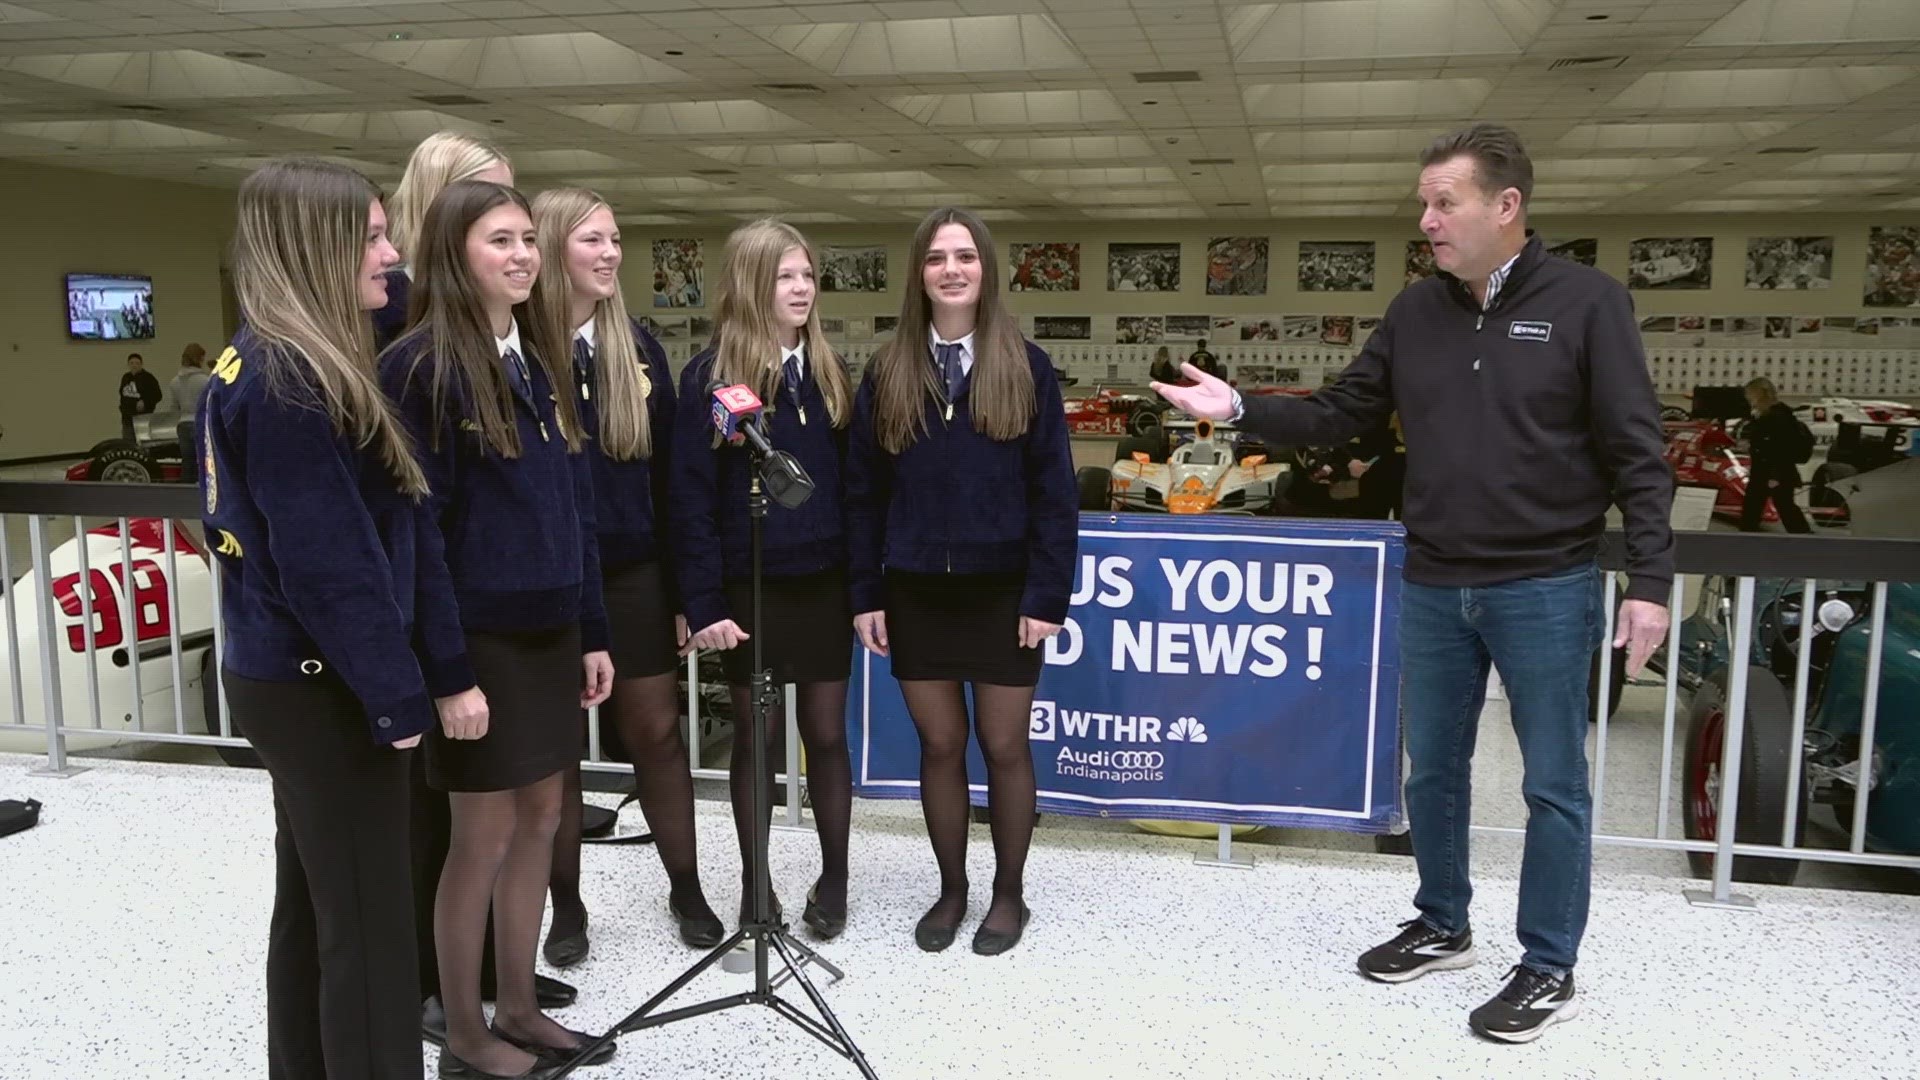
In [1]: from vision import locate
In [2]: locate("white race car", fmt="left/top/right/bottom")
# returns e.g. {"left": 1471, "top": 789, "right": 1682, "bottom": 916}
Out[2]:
{"left": 1793, "top": 398, "right": 1917, "bottom": 448}
{"left": 1081, "top": 418, "right": 1289, "bottom": 514}
{"left": 0, "top": 519, "right": 232, "bottom": 756}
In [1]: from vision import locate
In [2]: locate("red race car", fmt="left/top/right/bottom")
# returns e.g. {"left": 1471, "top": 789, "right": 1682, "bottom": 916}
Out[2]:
{"left": 1061, "top": 387, "right": 1168, "bottom": 437}
{"left": 1664, "top": 421, "right": 1847, "bottom": 528}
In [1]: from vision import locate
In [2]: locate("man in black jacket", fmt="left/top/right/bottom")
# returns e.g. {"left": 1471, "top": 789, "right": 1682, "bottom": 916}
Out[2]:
{"left": 117, "top": 352, "right": 162, "bottom": 443}
{"left": 1155, "top": 123, "right": 1673, "bottom": 1044}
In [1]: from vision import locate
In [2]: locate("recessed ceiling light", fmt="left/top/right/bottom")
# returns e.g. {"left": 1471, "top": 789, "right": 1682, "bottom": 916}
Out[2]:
{"left": 388, "top": 32, "right": 411, "bottom": 41}
{"left": 223, "top": 50, "right": 265, "bottom": 59}
{"left": 1166, "top": 137, "right": 1179, "bottom": 144}
{"left": 1586, "top": 14, "right": 1609, "bottom": 20}
{"left": 1142, "top": 100, "right": 1158, "bottom": 106}
{"left": 665, "top": 50, "right": 683, "bottom": 56}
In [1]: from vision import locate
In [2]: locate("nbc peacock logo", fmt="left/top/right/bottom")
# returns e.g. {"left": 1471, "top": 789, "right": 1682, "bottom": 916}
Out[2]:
{"left": 1165, "top": 716, "right": 1208, "bottom": 743}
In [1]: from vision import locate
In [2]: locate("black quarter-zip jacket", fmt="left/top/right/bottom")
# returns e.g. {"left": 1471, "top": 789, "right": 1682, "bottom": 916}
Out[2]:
{"left": 1239, "top": 233, "right": 1675, "bottom": 603}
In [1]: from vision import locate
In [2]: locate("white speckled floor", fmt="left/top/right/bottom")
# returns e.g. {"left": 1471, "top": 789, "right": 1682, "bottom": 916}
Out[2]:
{"left": 3, "top": 750, "right": 1918, "bottom": 1080}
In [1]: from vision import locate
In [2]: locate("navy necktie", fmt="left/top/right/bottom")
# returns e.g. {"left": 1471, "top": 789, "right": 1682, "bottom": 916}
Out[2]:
{"left": 572, "top": 337, "right": 593, "bottom": 400}
{"left": 783, "top": 350, "right": 804, "bottom": 401}
{"left": 935, "top": 342, "right": 964, "bottom": 404}
{"left": 503, "top": 346, "right": 531, "bottom": 398}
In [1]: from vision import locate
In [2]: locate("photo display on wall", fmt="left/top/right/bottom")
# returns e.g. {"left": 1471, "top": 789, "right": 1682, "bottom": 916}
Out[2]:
{"left": 819, "top": 246, "right": 886, "bottom": 292}
{"left": 1321, "top": 315, "right": 1354, "bottom": 346}
{"left": 1627, "top": 237, "right": 1712, "bottom": 290}
{"left": 1864, "top": 226, "right": 1920, "bottom": 308}
{"left": 874, "top": 315, "right": 899, "bottom": 336}
{"left": 1205, "top": 236, "right": 1268, "bottom": 296}
{"left": 1033, "top": 315, "right": 1091, "bottom": 340}
{"left": 1116, "top": 315, "right": 1165, "bottom": 343}
{"left": 1107, "top": 242, "right": 1180, "bottom": 292}
{"left": 1009, "top": 242, "right": 1080, "bottom": 292}
{"left": 1281, "top": 315, "right": 1320, "bottom": 340}
{"left": 1405, "top": 240, "right": 1436, "bottom": 285}
{"left": 1164, "top": 315, "right": 1211, "bottom": 340}
{"left": 1240, "top": 319, "right": 1279, "bottom": 341}
{"left": 1746, "top": 236, "right": 1833, "bottom": 290}
{"left": 652, "top": 239, "right": 704, "bottom": 308}
{"left": 1298, "top": 241, "right": 1375, "bottom": 292}
{"left": 1547, "top": 238, "right": 1597, "bottom": 267}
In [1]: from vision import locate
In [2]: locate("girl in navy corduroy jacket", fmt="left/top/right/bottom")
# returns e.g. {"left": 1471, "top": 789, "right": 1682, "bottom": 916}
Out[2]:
{"left": 668, "top": 217, "right": 859, "bottom": 939}
{"left": 845, "top": 206, "right": 1076, "bottom": 958}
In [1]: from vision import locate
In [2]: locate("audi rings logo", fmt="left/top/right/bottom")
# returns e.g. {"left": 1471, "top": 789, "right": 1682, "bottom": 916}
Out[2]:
{"left": 1107, "top": 750, "right": 1164, "bottom": 769}
{"left": 1055, "top": 745, "right": 1166, "bottom": 784}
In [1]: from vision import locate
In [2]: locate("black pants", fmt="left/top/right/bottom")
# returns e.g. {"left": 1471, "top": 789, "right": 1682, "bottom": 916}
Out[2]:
{"left": 227, "top": 669, "right": 422, "bottom": 1080}
{"left": 1740, "top": 468, "right": 1811, "bottom": 534}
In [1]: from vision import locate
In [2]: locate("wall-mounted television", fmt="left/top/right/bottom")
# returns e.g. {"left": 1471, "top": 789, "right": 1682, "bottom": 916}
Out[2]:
{"left": 67, "top": 273, "right": 154, "bottom": 341}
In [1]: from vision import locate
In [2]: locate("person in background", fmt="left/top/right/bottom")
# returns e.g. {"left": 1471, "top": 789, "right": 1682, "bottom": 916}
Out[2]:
{"left": 1149, "top": 345, "right": 1179, "bottom": 384}
{"left": 170, "top": 343, "right": 213, "bottom": 482}
{"left": 119, "top": 351, "right": 161, "bottom": 443}
{"left": 1153, "top": 123, "right": 1673, "bottom": 1044}
{"left": 200, "top": 157, "right": 430, "bottom": 1080}
{"left": 1187, "top": 338, "right": 1222, "bottom": 380}
{"left": 1738, "top": 377, "right": 1812, "bottom": 534}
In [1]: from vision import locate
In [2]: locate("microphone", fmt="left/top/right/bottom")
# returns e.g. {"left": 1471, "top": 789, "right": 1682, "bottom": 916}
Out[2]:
{"left": 708, "top": 380, "right": 815, "bottom": 509}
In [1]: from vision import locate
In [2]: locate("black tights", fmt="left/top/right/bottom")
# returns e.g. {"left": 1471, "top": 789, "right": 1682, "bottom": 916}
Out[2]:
{"left": 728, "top": 679, "right": 852, "bottom": 913}
{"left": 548, "top": 670, "right": 715, "bottom": 937}
{"left": 436, "top": 773, "right": 572, "bottom": 1075}
{"left": 901, "top": 681, "right": 1037, "bottom": 934}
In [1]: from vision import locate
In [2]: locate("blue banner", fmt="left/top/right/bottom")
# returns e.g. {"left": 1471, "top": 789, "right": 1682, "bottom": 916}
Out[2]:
{"left": 848, "top": 514, "right": 1405, "bottom": 832}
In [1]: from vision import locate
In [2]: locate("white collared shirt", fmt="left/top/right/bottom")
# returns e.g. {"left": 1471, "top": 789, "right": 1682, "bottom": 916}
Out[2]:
{"left": 574, "top": 316, "right": 596, "bottom": 353}
{"left": 928, "top": 327, "right": 976, "bottom": 376}
{"left": 781, "top": 340, "right": 807, "bottom": 381}
{"left": 1482, "top": 250, "right": 1523, "bottom": 310}
{"left": 495, "top": 319, "right": 523, "bottom": 361}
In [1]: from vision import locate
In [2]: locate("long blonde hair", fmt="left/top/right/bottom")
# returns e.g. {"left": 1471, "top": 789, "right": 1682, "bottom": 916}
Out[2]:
{"left": 397, "top": 180, "right": 583, "bottom": 457}
{"left": 231, "top": 158, "right": 426, "bottom": 496}
{"left": 869, "top": 206, "right": 1031, "bottom": 453}
{"left": 387, "top": 131, "right": 511, "bottom": 261}
{"left": 1746, "top": 376, "right": 1780, "bottom": 411}
{"left": 528, "top": 189, "right": 654, "bottom": 460}
{"left": 709, "top": 218, "right": 851, "bottom": 427}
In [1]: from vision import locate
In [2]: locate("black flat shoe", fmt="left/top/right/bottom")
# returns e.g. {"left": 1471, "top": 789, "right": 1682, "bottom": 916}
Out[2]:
{"left": 542, "top": 911, "right": 589, "bottom": 969}
{"left": 669, "top": 895, "right": 725, "bottom": 949}
{"left": 422, "top": 996, "right": 448, "bottom": 1048}
{"left": 436, "top": 1048, "right": 561, "bottom": 1079}
{"left": 802, "top": 882, "right": 847, "bottom": 940}
{"left": 479, "top": 975, "right": 576, "bottom": 1010}
{"left": 971, "top": 904, "right": 1031, "bottom": 956}
{"left": 914, "top": 900, "right": 967, "bottom": 953}
{"left": 491, "top": 1022, "right": 617, "bottom": 1067}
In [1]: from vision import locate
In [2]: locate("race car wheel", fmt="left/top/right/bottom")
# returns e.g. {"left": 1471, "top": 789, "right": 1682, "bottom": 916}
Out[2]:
{"left": 1127, "top": 408, "right": 1162, "bottom": 437}
{"left": 1682, "top": 666, "right": 1803, "bottom": 885}
{"left": 86, "top": 445, "right": 162, "bottom": 483}
{"left": 89, "top": 437, "right": 134, "bottom": 455}
{"left": 1076, "top": 467, "right": 1113, "bottom": 511}
{"left": 200, "top": 649, "right": 263, "bottom": 769}
{"left": 1659, "top": 406, "right": 1690, "bottom": 423}
{"left": 1115, "top": 433, "right": 1168, "bottom": 463}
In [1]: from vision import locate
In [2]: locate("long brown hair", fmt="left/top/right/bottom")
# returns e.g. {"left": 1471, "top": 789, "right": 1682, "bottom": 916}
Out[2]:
{"left": 708, "top": 218, "right": 851, "bottom": 427}
{"left": 869, "top": 206, "right": 1031, "bottom": 453}
{"left": 527, "top": 188, "right": 653, "bottom": 460}
{"left": 232, "top": 158, "right": 427, "bottom": 496}
{"left": 393, "top": 180, "right": 582, "bottom": 456}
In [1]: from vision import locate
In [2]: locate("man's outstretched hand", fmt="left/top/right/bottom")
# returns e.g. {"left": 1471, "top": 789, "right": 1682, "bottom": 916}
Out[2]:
{"left": 1149, "top": 363, "right": 1237, "bottom": 421}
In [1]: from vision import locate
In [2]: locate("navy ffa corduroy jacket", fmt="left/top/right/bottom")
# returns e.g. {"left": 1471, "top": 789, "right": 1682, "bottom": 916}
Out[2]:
{"left": 668, "top": 348, "right": 848, "bottom": 634}
{"left": 570, "top": 317, "right": 678, "bottom": 576}
{"left": 379, "top": 328, "right": 607, "bottom": 696}
{"left": 372, "top": 270, "right": 410, "bottom": 353}
{"left": 198, "top": 326, "right": 446, "bottom": 744}
{"left": 845, "top": 340, "right": 1078, "bottom": 624}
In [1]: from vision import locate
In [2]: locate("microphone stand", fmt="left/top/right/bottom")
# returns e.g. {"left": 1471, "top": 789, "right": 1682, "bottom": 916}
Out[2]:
{"left": 554, "top": 437, "right": 877, "bottom": 1079}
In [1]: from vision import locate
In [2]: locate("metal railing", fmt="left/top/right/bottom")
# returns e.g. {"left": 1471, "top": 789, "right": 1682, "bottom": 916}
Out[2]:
{"left": 0, "top": 480, "right": 812, "bottom": 825}
{"left": 6, "top": 479, "right": 1918, "bottom": 900}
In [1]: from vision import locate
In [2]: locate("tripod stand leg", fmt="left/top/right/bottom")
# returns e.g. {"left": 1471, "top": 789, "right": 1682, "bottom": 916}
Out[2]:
{"left": 769, "top": 932, "right": 845, "bottom": 991}
{"left": 609, "top": 928, "right": 749, "bottom": 1036}
{"left": 769, "top": 933, "right": 880, "bottom": 1079}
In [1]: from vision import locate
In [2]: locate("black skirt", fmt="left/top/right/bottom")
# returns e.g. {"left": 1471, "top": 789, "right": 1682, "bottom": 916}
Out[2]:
{"left": 427, "top": 624, "right": 581, "bottom": 792}
{"left": 885, "top": 570, "right": 1044, "bottom": 686}
{"left": 718, "top": 568, "right": 853, "bottom": 687}
{"left": 603, "top": 560, "right": 681, "bottom": 679}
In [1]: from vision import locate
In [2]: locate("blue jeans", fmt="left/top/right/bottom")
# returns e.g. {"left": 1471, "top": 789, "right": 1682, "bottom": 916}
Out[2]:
{"left": 1400, "top": 562, "right": 1602, "bottom": 976}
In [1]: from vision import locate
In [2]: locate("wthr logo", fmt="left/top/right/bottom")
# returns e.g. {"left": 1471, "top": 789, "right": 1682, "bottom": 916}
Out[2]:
{"left": 1030, "top": 701, "right": 1207, "bottom": 745}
